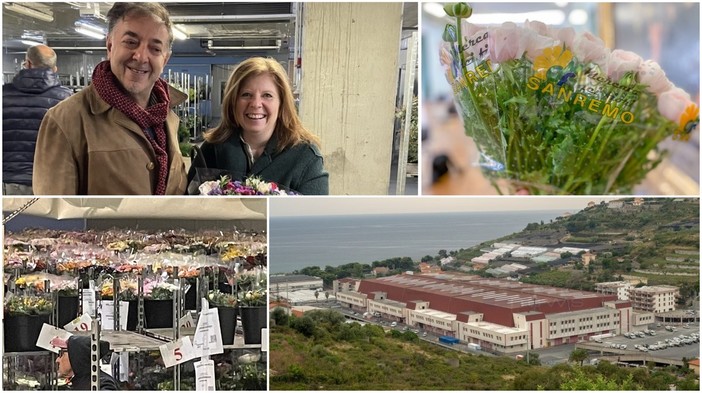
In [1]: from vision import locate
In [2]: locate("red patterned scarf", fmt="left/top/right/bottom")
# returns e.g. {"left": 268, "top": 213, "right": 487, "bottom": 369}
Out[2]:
{"left": 91, "top": 60, "right": 171, "bottom": 195}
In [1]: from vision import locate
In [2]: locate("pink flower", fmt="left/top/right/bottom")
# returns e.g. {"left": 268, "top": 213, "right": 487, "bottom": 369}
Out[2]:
{"left": 571, "top": 31, "right": 609, "bottom": 64}
{"left": 657, "top": 87, "right": 693, "bottom": 124}
{"left": 547, "top": 27, "right": 576, "bottom": 48}
{"left": 462, "top": 21, "right": 485, "bottom": 39}
{"left": 606, "top": 49, "right": 643, "bottom": 82}
{"left": 637, "top": 60, "right": 673, "bottom": 95}
{"left": 488, "top": 22, "right": 524, "bottom": 63}
{"left": 524, "top": 20, "right": 549, "bottom": 36}
{"left": 523, "top": 29, "right": 557, "bottom": 61}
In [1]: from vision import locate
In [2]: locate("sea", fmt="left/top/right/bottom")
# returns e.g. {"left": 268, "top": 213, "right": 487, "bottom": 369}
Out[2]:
{"left": 269, "top": 210, "right": 565, "bottom": 274}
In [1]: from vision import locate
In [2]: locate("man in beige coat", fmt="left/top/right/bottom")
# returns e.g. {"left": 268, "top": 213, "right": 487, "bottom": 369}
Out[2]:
{"left": 33, "top": 3, "right": 187, "bottom": 195}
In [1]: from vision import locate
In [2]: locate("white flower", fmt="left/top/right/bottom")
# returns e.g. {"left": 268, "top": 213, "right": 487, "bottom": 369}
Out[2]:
{"left": 198, "top": 181, "right": 219, "bottom": 195}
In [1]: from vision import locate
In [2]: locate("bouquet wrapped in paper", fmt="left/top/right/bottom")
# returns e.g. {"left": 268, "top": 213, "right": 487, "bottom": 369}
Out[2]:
{"left": 440, "top": 3, "right": 699, "bottom": 194}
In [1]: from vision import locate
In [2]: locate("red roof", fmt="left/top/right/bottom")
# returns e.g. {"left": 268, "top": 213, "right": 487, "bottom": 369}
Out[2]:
{"left": 357, "top": 275, "right": 617, "bottom": 327}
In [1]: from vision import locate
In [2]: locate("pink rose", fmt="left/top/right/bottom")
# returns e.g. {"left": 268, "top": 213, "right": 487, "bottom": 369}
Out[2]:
{"left": 657, "top": 87, "right": 693, "bottom": 124}
{"left": 571, "top": 31, "right": 609, "bottom": 63}
{"left": 606, "top": 49, "right": 643, "bottom": 82}
{"left": 488, "top": 22, "right": 524, "bottom": 63}
{"left": 637, "top": 60, "right": 673, "bottom": 95}
{"left": 524, "top": 20, "right": 549, "bottom": 36}
{"left": 547, "top": 27, "right": 576, "bottom": 48}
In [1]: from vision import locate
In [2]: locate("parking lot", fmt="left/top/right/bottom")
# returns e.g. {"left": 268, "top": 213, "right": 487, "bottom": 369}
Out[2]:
{"left": 590, "top": 325, "right": 700, "bottom": 359}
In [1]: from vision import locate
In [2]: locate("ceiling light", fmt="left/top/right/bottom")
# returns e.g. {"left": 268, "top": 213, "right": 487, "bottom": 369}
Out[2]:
{"left": 75, "top": 27, "right": 105, "bottom": 40}
{"left": 568, "top": 9, "right": 589, "bottom": 26}
{"left": 172, "top": 25, "right": 189, "bottom": 40}
{"left": 207, "top": 40, "right": 280, "bottom": 50}
{"left": 4, "top": 3, "right": 54, "bottom": 22}
{"left": 75, "top": 21, "right": 105, "bottom": 34}
{"left": 20, "top": 39, "right": 43, "bottom": 46}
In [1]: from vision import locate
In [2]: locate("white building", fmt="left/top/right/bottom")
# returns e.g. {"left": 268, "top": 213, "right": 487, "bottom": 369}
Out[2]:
{"left": 270, "top": 274, "right": 323, "bottom": 292}
{"left": 595, "top": 281, "right": 633, "bottom": 301}
{"left": 629, "top": 285, "right": 680, "bottom": 313}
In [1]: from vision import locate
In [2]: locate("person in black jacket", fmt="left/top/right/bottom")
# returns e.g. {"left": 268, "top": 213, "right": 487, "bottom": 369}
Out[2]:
{"left": 191, "top": 57, "right": 329, "bottom": 195}
{"left": 2, "top": 44, "right": 72, "bottom": 195}
{"left": 52, "top": 336, "right": 120, "bottom": 390}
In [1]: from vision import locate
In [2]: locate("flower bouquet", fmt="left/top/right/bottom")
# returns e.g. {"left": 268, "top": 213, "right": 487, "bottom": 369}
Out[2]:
{"left": 198, "top": 176, "right": 297, "bottom": 195}
{"left": 238, "top": 287, "right": 267, "bottom": 307}
{"left": 440, "top": 3, "right": 699, "bottom": 194}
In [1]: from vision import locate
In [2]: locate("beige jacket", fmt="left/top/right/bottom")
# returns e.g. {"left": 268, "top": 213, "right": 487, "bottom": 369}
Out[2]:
{"left": 33, "top": 84, "right": 188, "bottom": 195}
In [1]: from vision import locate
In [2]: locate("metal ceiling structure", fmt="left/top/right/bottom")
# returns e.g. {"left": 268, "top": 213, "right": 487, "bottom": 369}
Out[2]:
{"left": 2, "top": 2, "right": 418, "bottom": 56}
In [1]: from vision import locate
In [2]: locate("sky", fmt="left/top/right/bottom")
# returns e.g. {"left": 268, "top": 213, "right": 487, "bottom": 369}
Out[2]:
{"left": 269, "top": 196, "right": 622, "bottom": 217}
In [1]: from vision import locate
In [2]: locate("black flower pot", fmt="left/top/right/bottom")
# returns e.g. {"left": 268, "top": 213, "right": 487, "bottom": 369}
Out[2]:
{"left": 143, "top": 299, "right": 173, "bottom": 328}
{"left": 217, "top": 306, "right": 238, "bottom": 345}
{"left": 126, "top": 300, "right": 138, "bottom": 331}
{"left": 4, "top": 314, "right": 51, "bottom": 352}
{"left": 239, "top": 306, "right": 267, "bottom": 345}
{"left": 57, "top": 295, "right": 79, "bottom": 328}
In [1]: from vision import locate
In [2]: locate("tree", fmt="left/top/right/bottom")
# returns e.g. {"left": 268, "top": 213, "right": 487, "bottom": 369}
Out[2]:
{"left": 568, "top": 348, "right": 589, "bottom": 366}
{"left": 271, "top": 307, "right": 289, "bottom": 327}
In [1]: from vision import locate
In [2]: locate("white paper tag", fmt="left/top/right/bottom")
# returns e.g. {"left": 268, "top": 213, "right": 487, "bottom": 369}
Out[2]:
{"left": 36, "top": 324, "right": 72, "bottom": 353}
{"left": 194, "top": 359, "right": 216, "bottom": 391}
{"left": 63, "top": 313, "right": 93, "bottom": 332}
{"left": 159, "top": 336, "right": 197, "bottom": 368}
{"left": 99, "top": 300, "right": 130, "bottom": 330}
{"left": 119, "top": 352, "right": 129, "bottom": 382}
{"left": 261, "top": 328, "right": 269, "bottom": 352}
{"left": 192, "top": 308, "right": 223, "bottom": 356}
{"left": 82, "top": 289, "right": 96, "bottom": 316}
{"left": 179, "top": 312, "right": 195, "bottom": 329}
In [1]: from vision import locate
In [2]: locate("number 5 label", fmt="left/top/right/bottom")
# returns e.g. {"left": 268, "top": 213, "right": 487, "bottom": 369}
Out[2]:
{"left": 159, "top": 336, "right": 196, "bottom": 368}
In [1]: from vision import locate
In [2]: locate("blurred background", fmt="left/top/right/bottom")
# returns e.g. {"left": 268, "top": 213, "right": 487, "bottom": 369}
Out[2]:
{"left": 422, "top": 1, "right": 700, "bottom": 195}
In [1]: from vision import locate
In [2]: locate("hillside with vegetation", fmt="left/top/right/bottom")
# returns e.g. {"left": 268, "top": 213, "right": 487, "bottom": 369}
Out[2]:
{"left": 270, "top": 309, "right": 699, "bottom": 390}
{"left": 289, "top": 199, "right": 698, "bottom": 304}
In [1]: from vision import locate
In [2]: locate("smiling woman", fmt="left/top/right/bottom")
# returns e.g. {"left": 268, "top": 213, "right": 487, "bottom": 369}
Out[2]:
{"left": 189, "top": 56, "right": 329, "bottom": 195}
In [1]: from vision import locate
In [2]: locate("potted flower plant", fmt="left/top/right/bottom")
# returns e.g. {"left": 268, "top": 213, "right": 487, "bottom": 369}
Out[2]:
{"left": 144, "top": 281, "right": 179, "bottom": 329}
{"left": 237, "top": 287, "right": 267, "bottom": 344}
{"left": 4, "top": 295, "right": 52, "bottom": 352}
{"left": 208, "top": 290, "right": 238, "bottom": 345}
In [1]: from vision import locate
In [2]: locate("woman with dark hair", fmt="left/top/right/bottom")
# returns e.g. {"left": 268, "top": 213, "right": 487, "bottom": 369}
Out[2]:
{"left": 195, "top": 57, "right": 329, "bottom": 195}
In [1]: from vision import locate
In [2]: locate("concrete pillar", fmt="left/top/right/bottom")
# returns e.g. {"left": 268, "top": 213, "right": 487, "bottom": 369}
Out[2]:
{"left": 299, "top": 3, "right": 403, "bottom": 194}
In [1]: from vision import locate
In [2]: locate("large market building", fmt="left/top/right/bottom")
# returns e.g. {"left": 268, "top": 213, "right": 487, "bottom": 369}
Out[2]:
{"left": 335, "top": 274, "right": 654, "bottom": 354}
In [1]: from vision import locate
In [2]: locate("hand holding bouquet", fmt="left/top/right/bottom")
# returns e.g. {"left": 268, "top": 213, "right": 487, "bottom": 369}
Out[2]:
{"left": 440, "top": 3, "right": 699, "bottom": 194}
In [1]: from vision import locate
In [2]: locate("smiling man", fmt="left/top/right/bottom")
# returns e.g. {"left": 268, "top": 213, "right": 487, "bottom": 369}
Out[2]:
{"left": 33, "top": 3, "right": 187, "bottom": 195}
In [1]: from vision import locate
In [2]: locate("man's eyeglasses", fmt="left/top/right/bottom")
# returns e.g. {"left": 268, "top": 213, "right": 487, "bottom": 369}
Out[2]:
{"left": 57, "top": 349, "right": 68, "bottom": 357}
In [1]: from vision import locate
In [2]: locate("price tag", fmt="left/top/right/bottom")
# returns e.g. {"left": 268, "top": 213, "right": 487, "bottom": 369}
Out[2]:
{"left": 99, "top": 300, "right": 130, "bottom": 330}
{"left": 159, "top": 336, "right": 196, "bottom": 368}
{"left": 192, "top": 308, "right": 223, "bottom": 356}
{"left": 261, "top": 328, "right": 269, "bottom": 352}
{"left": 179, "top": 312, "right": 195, "bottom": 329}
{"left": 63, "top": 313, "right": 93, "bottom": 332}
{"left": 36, "top": 324, "right": 72, "bottom": 353}
{"left": 82, "top": 289, "right": 96, "bottom": 316}
{"left": 194, "top": 359, "right": 216, "bottom": 391}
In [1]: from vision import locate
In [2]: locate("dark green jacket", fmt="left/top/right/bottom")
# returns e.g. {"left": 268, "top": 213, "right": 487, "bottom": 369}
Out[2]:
{"left": 196, "top": 131, "right": 329, "bottom": 195}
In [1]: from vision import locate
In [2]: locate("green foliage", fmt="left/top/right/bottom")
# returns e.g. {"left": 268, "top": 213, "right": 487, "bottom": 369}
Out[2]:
{"left": 568, "top": 348, "right": 589, "bottom": 366}
{"left": 179, "top": 142, "right": 193, "bottom": 157}
{"left": 271, "top": 307, "right": 289, "bottom": 327}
